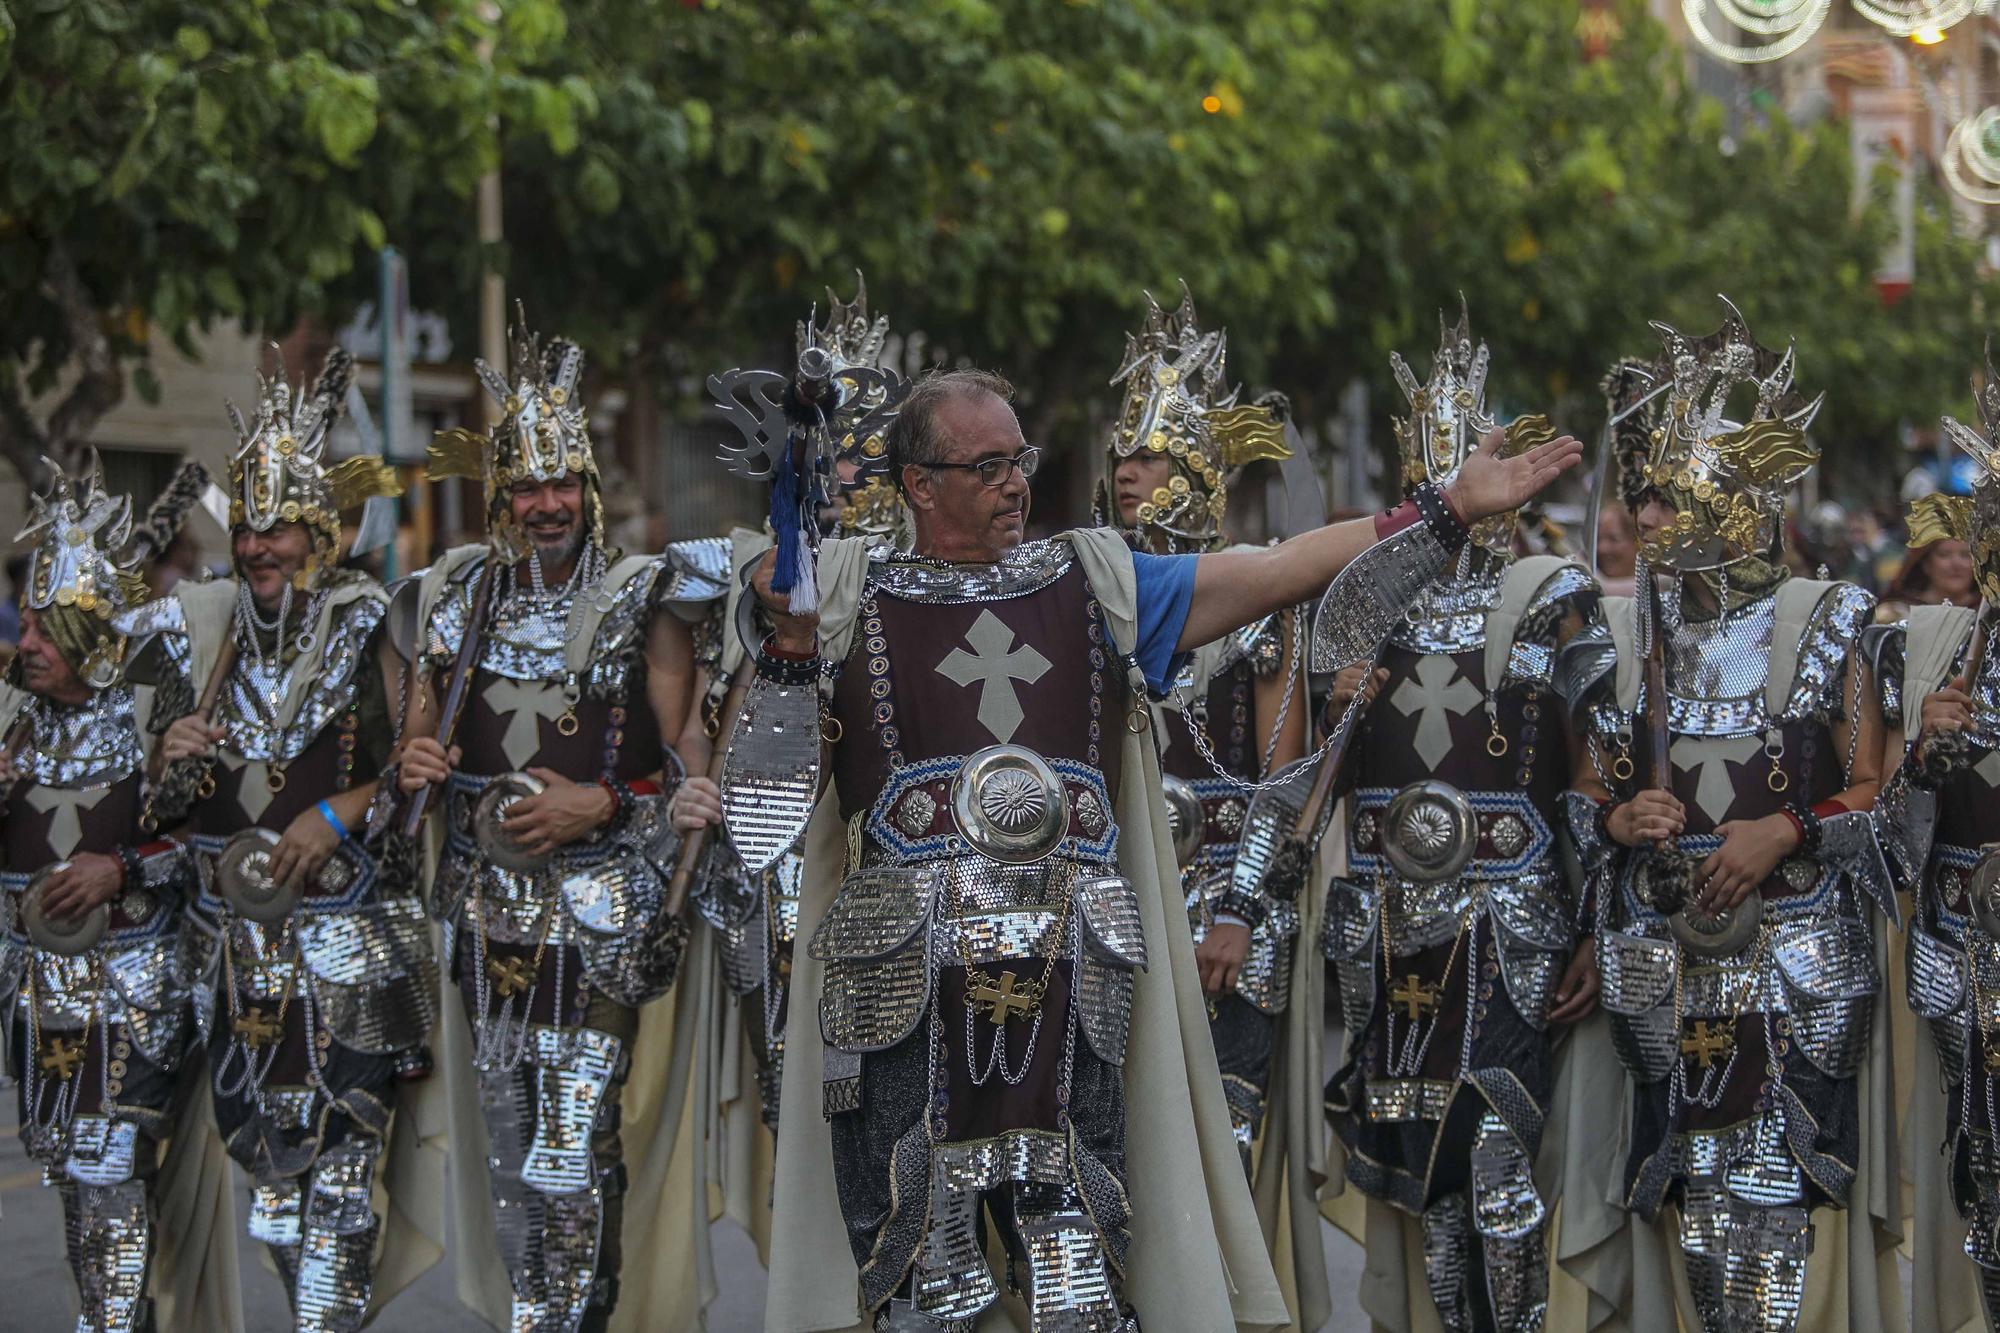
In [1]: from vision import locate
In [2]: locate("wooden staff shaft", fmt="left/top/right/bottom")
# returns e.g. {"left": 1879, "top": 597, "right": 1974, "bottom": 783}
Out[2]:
{"left": 399, "top": 567, "right": 494, "bottom": 841}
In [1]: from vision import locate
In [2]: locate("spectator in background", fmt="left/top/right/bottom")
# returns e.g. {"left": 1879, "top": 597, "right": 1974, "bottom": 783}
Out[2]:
{"left": 144, "top": 528, "right": 202, "bottom": 597}
{"left": 1884, "top": 536, "right": 1977, "bottom": 620}
{"left": 0, "top": 554, "right": 25, "bottom": 650}
{"left": 1596, "top": 502, "right": 1638, "bottom": 597}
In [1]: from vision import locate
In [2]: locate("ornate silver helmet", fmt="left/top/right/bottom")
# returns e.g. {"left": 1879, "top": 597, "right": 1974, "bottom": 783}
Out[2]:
{"left": 1393, "top": 301, "right": 1554, "bottom": 556}
{"left": 1101, "top": 283, "right": 1289, "bottom": 552}
{"left": 1636, "top": 299, "right": 1821, "bottom": 572}
{"left": 227, "top": 344, "right": 402, "bottom": 588}
{"left": 805, "top": 275, "right": 906, "bottom": 540}
{"left": 429, "top": 305, "right": 602, "bottom": 560}
{"left": 14, "top": 453, "right": 151, "bottom": 688}
{"left": 1908, "top": 338, "right": 2000, "bottom": 606}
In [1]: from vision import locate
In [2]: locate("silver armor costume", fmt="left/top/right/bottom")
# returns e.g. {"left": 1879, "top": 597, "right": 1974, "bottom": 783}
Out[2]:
{"left": 415, "top": 315, "right": 695, "bottom": 1333}
{"left": 1569, "top": 304, "right": 1887, "bottom": 1333}
{"left": 1877, "top": 354, "right": 2000, "bottom": 1321}
{"left": 726, "top": 537, "right": 1148, "bottom": 1332}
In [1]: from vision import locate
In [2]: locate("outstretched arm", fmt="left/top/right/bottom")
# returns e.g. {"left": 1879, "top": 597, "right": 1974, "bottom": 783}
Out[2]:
{"left": 1177, "top": 428, "right": 1584, "bottom": 651}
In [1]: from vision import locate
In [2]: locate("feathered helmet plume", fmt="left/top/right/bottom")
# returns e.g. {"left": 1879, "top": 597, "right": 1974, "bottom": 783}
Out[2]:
{"left": 14, "top": 453, "right": 152, "bottom": 688}
{"left": 227, "top": 343, "right": 402, "bottom": 587}
{"left": 1635, "top": 298, "right": 1821, "bottom": 572}
{"left": 428, "top": 304, "right": 602, "bottom": 560}
{"left": 1101, "top": 282, "right": 1290, "bottom": 552}
{"left": 1907, "top": 337, "right": 2000, "bottom": 606}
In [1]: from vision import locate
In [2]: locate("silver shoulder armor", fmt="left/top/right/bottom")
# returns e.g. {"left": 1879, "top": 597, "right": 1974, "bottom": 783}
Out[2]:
{"left": 1552, "top": 618, "right": 1617, "bottom": 717}
{"left": 1309, "top": 524, "right": 1456, "bottom": 673}
{"left": 114, "top": 596, "right": 189, "bottom": 687}
{"left": 721, "top": 652, "right": 823, "bottom": 875}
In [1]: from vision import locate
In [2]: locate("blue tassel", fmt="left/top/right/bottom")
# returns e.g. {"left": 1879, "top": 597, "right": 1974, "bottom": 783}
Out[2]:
{"left": 769, "top": 445, "right": 800, "bottom": 599}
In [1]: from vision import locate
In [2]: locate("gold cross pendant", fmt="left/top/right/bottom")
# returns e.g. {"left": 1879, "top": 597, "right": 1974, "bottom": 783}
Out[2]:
{"left": 233, "top": 1007, "right": 285, "bottom": 1049}
{"left": 969, "top": 969, "right": 1040, "bottom": 1025}
{"left": 1389, "top": 974, "right": 1441, "bottom": 1022}
{"left": 1680, "top": 1020, "right": 1735, "bottom": 1070}
{"left": 40, "top": 1036, "right": 84, "bottom": 1081}
{"left": 488, "top": 955, "right": 537, "bottom": 998}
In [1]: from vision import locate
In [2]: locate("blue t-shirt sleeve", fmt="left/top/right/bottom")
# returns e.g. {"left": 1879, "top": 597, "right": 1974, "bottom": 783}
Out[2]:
{"left": 1130, "top": 552, "right": 1198, "bottom": 694}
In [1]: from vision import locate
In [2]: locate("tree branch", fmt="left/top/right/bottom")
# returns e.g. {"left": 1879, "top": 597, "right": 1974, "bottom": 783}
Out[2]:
{"left": 39, "top": 241, "right": 125, "bottom": 470}
{"left": 0, "top": 370, "right": 49, "bottom": 490}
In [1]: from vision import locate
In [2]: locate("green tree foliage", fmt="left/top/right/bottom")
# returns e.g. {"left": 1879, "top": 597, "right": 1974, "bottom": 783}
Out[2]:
{"left": 5, "top": 0, "right": 1997, "bottom": 508}
{"left": 0, "top": 0, "right": 585, "bottom": 482}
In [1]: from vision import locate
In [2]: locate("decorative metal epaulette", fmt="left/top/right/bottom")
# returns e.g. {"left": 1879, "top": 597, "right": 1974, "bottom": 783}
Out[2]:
{"left": 866, "top": 537, "right": 1074, "bottom": 605}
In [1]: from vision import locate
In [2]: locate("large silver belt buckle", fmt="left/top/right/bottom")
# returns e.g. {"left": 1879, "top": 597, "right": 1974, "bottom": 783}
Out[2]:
{"left": 1380, "top": 780, "right": 1479, "bottom": 884}
{"left": 21, "top": 863, "right": 110, "bottom": 955}
{"left": 1161, "top": 775, "right": 1206, "bottom": 868}
{"left": 1670, "top": 889, "right": 1763, "bottom": 959}
{"left": 1969, "top": 847, "right": 2000, "bottom": 942}
{"left": 475, "top": 772, "right": 554, "bottom": 874}
{"left": 951, "top": 745, "right": 1069, "bottom": 865}
{"left": 217, "top": 827, "right": 301, "bottom": 924}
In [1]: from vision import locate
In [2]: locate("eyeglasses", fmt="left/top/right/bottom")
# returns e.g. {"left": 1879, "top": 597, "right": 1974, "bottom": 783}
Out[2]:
{"left": 922, "top": 446, "right": 1042, "bottom": 487}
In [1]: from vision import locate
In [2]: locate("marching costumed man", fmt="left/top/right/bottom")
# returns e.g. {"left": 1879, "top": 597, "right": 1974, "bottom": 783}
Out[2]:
{"left": 699, "top": 363, "right": 1579, "bottom": 1331}
{"left": 124, "top": 346, "right": 427, "bottom": 1330}
{"left": 2, "top": 459, "right": 235, "bottom": 1332}
{"left": 1095, "top": 284, "right": 1306, "bottom": 1167}
{"left": 394, "top": 312, "right": 710, "bottom": 1332}
{"left": 1306, "top": 306, "right": 1601, "bottom": 1332}
{"left": 1562, "top": 303, "right": 1896, "bottom": 1333}
{"left": 1875, "top": 345, "right": 2000, "bottom": 1330}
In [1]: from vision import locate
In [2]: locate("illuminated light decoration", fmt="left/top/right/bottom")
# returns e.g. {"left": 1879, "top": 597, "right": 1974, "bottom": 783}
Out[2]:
{"left": 1681, "top": 0, "right": 1833, "bottom": 65}
{"left": 1201, "top": 94, "right": 1222, "bottom": 114}
{"left": 1852, "top": 0, "right": 1975, "bottom": 37}
{"left": 1942, "top": 108, "right": 2000, "bottom": 204}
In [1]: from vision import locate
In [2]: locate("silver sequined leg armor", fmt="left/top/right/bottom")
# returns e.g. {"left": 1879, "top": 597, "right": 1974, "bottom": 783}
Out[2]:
{"left": 1469, "top": 1111, "right": 1548, "bottom": 1332}
{"left": 480, "top": 1023, "right": 624, "bottom": 1333}
{"left": 59, "top": 1177, "right": 156, "bottom": 1333}
{"left": 293, "top": 1139, "right": 382, "bottom": 1332}
{"left": 1679, "top": 1180, "right": 1811, "bottom": 1332}
{"left": 247, "top": 1180, "right": 305, "bottom": 1309}
{"left": 1421, "top": 1194, "right": 1476, "bottom": 1333}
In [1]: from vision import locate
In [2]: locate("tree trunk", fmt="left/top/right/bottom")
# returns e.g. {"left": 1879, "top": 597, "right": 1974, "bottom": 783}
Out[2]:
{"left": 0, "top": 242, "right": 127, "bottom": 489}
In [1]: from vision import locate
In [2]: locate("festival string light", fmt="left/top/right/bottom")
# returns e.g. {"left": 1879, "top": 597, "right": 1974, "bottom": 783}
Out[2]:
{"left": 1852, "top": 0, "right": 1978, "bottom": 36}
{"left": 1682, "top": 0, "right": 1835, "bottom": 65}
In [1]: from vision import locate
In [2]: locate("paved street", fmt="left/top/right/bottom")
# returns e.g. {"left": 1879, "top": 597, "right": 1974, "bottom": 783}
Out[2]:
{"left": 0, "top": 1103, "right": 1367, "bottom": 1332}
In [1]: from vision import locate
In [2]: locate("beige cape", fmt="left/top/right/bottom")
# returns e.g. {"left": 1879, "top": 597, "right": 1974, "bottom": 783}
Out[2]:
{"left": 761, "top": 527, "right": 1288, "bottom": 1332}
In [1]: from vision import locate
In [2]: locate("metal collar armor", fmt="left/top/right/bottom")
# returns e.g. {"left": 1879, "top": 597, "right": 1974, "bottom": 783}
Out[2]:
{"left": 9, "top": 685, "right": 143, "bottom": 787}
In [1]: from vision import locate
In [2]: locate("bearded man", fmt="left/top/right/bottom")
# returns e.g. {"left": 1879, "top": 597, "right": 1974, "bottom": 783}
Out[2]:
{"left": 697, "top": 365, "right": 1579, "bottom": 1331}
{"left": 395, "top": 314, "right": 712, "bottom": 1332}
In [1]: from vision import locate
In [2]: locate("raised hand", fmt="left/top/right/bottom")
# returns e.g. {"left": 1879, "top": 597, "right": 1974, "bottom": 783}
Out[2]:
{"left": 1443, "top": 427, "right": 1586, "bottom": 523}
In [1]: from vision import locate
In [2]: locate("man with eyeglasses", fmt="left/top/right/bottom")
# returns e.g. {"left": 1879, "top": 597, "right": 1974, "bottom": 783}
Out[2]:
{"left": 686, "top": 365, "right": 1580, "bottom": 1331}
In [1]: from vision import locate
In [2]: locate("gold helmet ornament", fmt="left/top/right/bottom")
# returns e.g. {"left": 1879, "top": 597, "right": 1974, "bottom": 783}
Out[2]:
{"left": 1392, "top": 300, "right": 1556, "bottom": 556}
{"left": 428, "top": 305, "right": 603, "bottom": 561}
{"left": 1101, "top": 283, "right": 1290, "bottom": 552}
{"left": 13, "top": 453, "right": 152, "bottom": 688}
{"left": 1635, "top": 299, "right": 1821, "bottom": 573}
{"left": 807, "top": 275, "right": 907, "bottom": 541}
{"left": 227, "top": 344, "right": 401, "bottom": 588}
{"left": 1907, "top": 338, "right": 2000, "bottom": 607}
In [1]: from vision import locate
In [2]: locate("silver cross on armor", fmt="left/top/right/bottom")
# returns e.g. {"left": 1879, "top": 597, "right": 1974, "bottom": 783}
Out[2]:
{"left": 1391, "top": 656, "right": 1483, "bottom": 771}
{"left": 482, "top": 677, "right": 571, "bottom": 770}
{"left": 1670, "top": 734, "right": 1764, "bottom": 825}
{"left": 936, "top": 609, "right": 1052, "bottom": 744}
{"left": 24, "top": 785, "right": 112, "bottom": 859}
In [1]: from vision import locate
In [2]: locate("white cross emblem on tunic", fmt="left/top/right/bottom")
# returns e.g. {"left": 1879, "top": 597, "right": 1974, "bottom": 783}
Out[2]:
{"left": 482, "top": 677, "right": 569, "bottom": 769}
{"left": 1977, "top": 747, "right": 2000, "bottom": 788}
{"left": 1390, "top": 656, "right": 1483, "bottom": 771}
{"left": 216, "top": 750, "right": 278, "bottom": 823}
{"left": 936, "top": 610, "right": 1052, "bottom": 744}
{"left": 25, "top": 786, "right": 111, "bottom": 859}
{"left": 1671, "top": 734, "right": 1765, "bottom": 825}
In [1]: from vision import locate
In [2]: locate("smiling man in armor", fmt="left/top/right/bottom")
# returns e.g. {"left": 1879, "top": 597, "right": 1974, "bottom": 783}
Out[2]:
{"left": 394, "top": 313, "right": 715, "bottom": 1332}
{"left": 1563, "top": 303, "right": 1894, "bottom": 1333}
{"left": 123, "top": 346, "right": 426, "bottom": 1330}
{"left": 691, "top": 360, "right": 1579, "bottom": 1331}
{"left": 1875, "top": 343, "right": 2000, "bottom": 1329}
{"left": 1, "top": 459, "right": 231, "bottom": 1333}
{"left": 1310, "top": 305, "right": 1600, "bottom": 1333}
